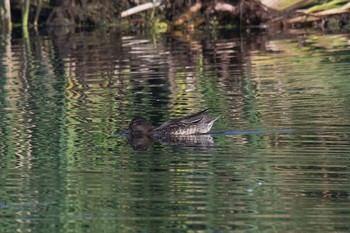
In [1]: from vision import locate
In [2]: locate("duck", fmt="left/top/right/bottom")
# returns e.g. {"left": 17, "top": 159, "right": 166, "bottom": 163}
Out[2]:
{"left": 128, "top": 109, "right": 219, "bottom": 135}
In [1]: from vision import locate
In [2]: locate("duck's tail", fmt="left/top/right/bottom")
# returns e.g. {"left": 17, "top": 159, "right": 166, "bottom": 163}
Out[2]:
{"left": 206, "top": 116, "right": 220, "bottom": 130}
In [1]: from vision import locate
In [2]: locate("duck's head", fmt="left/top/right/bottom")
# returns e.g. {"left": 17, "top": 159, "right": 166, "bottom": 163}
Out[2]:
{"left": 128, "top": 117, "right": 154, "bottom": 135}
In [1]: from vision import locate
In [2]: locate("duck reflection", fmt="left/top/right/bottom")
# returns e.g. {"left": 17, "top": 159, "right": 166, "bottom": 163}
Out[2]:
{"left": 127, "top": 133, "right": 154, "bottom": 150}
{"left": 127, "top": 133, "right": 215, "bottom": 150}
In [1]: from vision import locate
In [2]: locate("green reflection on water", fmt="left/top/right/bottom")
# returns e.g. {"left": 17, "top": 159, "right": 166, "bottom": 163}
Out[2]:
{"left": 0, "top": 30, "right": 350, "bottom": 232}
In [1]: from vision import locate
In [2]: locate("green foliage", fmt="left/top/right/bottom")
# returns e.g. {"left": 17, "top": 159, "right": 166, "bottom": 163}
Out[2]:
{"left": 304, "top": 0, "right": 349, "bottom": 13}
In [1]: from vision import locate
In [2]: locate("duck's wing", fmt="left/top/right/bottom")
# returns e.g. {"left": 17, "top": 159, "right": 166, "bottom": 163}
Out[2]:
{"left": 179, "top": 109, "right": 210, "bottom": 123}
{"left": 157, "top": 109, "right": 210, "bottom": 130}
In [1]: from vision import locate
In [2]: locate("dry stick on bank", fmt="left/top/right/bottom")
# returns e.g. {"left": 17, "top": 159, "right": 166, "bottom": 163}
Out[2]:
{"left": 121, "top": 0, "right": 164, "bottom": 18}
{"left": 287, "top": 1, "right": 350, "bottom": 24}
{"left": 172, "top": 2, "right": 203, "bottom": 27}
{"left": 119, "top": 0, "right": 267, "bottom": 29}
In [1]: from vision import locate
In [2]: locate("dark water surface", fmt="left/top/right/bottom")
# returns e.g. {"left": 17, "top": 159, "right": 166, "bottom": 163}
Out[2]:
{"left": 1, "top": 28, "right": 350, "bottom": 232}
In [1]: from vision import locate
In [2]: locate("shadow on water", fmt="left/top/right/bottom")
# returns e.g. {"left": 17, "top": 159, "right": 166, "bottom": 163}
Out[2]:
{"left": 210, "top": 129, "right": 295, "bottom": 135}
{"left": 125, "top": 129, "right": 296, "bottom": 150}
{"left": 127, "top": 133, "right": 215, "bottom": 150}
{"left": 125, "top": 128, "right": 339, "bottom": 150}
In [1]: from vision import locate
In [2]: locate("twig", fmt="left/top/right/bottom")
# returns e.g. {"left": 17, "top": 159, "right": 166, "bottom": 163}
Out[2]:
{"left": 121, "top": 0, "right": 164, "bottom": 18}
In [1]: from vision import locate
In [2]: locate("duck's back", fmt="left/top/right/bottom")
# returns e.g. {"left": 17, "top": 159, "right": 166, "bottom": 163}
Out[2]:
{"left": 155, "top": 109, "right": 218, "bottom": 135}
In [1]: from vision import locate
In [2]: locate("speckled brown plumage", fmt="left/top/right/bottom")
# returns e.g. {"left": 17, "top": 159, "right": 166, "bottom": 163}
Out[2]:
{"left": 128, "top": 109, "right": 219, "bottom": 135}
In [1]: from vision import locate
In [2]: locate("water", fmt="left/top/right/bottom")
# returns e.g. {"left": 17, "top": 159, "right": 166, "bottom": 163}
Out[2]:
{"left": 1, "top": 28, "right": 350, "bottom": 232}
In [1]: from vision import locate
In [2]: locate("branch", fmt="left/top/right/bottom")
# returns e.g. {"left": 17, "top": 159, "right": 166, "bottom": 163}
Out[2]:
{"left": 173, "top": 2, "right": 202, "bottom": 26}
{"left": 214, "top": 2, "right": 236, "bottom": 14}
{"left": 121, "top": 0, "right": 164, "bottom": 18}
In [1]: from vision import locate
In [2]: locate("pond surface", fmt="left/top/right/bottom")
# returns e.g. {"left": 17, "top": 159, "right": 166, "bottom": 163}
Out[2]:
{"left": 1, "top": 28, "right": 350, "bottom": 232}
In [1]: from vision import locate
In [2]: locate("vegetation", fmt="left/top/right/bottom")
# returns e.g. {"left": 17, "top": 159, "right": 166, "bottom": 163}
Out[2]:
{"left": 0, "top": 0, "right": 349, "bottom": 32}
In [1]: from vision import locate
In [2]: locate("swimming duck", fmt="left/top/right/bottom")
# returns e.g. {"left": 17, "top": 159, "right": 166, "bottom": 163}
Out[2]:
{"left": 128, "top": 109, "right": 219, "bottom": 135}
